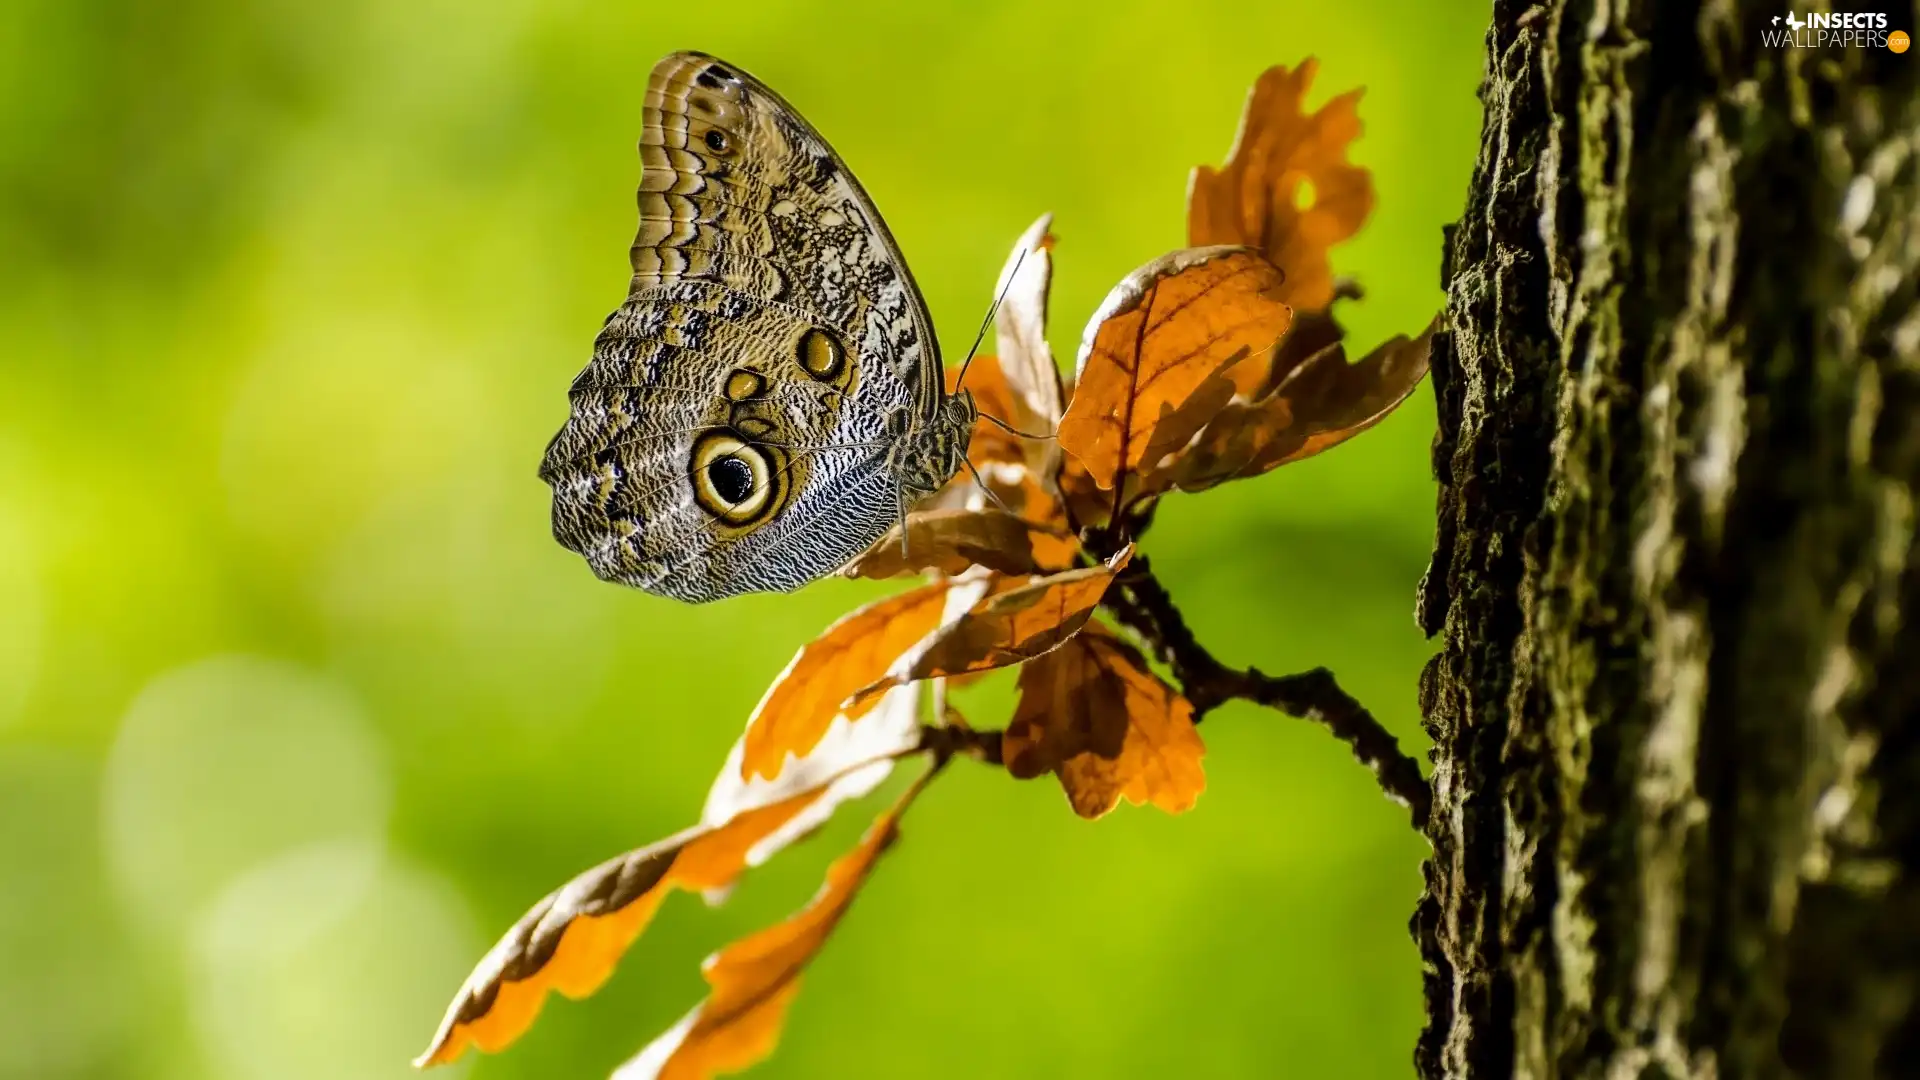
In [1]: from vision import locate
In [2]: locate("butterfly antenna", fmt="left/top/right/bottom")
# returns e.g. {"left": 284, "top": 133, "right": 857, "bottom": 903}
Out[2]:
{"left": 953, "top": 247, "right": 1027, "bottom": 391}
{"left": 975, "top": 411, "right": 1056, "bottom": 442}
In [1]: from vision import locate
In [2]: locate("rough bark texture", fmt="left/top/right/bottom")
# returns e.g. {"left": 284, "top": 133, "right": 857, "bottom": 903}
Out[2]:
{"left": 1414, "top": 3, "right": 1920, "bottom": 1078}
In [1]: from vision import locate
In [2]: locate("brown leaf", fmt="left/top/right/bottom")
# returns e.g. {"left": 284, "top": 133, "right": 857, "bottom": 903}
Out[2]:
{"left": 846, "top": 548, "right": 1132, "bottom": 710}
{"left": 613, "top": 778, "right": 931, "bottom": 1080}
{"left": 973, "top": 469, "right": 1078, "bottom": 571}
{"left": 416, "top": 791, "right": 833, "bottom": 1068}
{"left": 738, "top": 580, "right": 957, "bottom": 781}
{"left": 1160, "top": 317, "right": 1435, "bottom": 494}
{"left": 1056, "top": 248, "right": 1292, "bottom": 505}
{"left": 1187, "top": 59, "right": 1373, "bottom": 314}
{"left": 1055, "top": 448, "right": 1114, "bottom": 531}
{"left": 931, "top": 220, "right": 1073, "bottom": 541}
{"left": 1230, "top": 281, "right": 1357, "bottom": 400}
{"left": 699, "top": 684, "right": 925, "bottom": 890}
{"left": 992, "top": 214, "right": 1065, "bottom": 432}
{"left": 991, "top": 217, "right": 1071, "bottom": 507}
{"left": 416, "top": 687, "right": 929, "bottom": 1071}
{"left": 841, "top": 508, "right": 1076, "bottom": 580}
{"left": 1002, "top": 622, "right": 1206, "bottom": 819}
{"left": 922, "top": 445, "right": 1076, "bottom": 573}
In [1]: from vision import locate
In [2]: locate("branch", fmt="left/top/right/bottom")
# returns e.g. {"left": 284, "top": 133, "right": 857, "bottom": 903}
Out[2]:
{"left": 1104, "top": 553, "right": 1432, "bottom": 830}
{"left": 915, "top": 716, "right": 1004, "bottom": 767}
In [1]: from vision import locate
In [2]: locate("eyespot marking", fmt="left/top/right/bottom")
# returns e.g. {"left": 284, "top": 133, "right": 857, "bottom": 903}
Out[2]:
{"left": 708, "top": 455, "right": 753, "bottom": 505}
{"left": 705, "top": 128, "right": 731, "bottom": 154}
{"left": 690, "top": 430, "right": 787, "bottom": 527}
{"left": 724, "top": 369, "right": 766, "bottom": 401}
{"left": 794, "top": 327, "right": 846, "bottom": 383}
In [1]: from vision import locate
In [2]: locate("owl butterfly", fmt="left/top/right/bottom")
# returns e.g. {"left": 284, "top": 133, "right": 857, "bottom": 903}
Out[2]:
{"left": 540, "top": 51, "right": 980, "bottom": 603}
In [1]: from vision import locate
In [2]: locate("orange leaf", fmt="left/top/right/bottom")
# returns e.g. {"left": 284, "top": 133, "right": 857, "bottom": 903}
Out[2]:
{"left": 1187, "top": 59, "right": 1373, "bottom": 314}
{"left": 739, "top": 580, "right": 956, "bottom": 781}
{"left": 1056, "top": 248, "right": 1291, "bottom": 504}
{"left": 416, "top": 790, "right": 827, "bottom": 1068}
{"left": 1244, "top": 289, "right": 1354, "bottom": 397}
{"left": 935, "top": 221, "right": 1074, "bottom": 543}
{"left": 614, "top": 775, "right": 933, "bottom": 1080}
{"left": 1160, "top": 317, "right": 1435, "bottom": 494}
{"left": 923, "top": 431, "right": 1076, "bottom": 570}
{"left": 846, "top": 548, "right": 1132, "bottom": 710}
{"left": 418, "top": 686, "right": 938, "bottom": 1075}
{"left": 991, "top": 215, "right": 1066, "bottom": 487}
{"left": 995, "top": 472, "right": 1079, "bottom": 571}
{"left": 841, "top": 508, "right": 1076, "bottom": 580}
{"left": 1055, "top": 449, "right": 1115, "bottom": 532}
{"left": 937, "top": 240, "right": 1077, "bottom": 541}
{"left": 700, "top": 684, "right": 926, "bottom": 890}
{"left": 1003, "top": 622, "right": 1206, "bottom": 819}
{"left": 923, "top": 418, "right": 1068, "bottom": 543}
{"left": 417, "top": 686, "right": 930, "bottom": 1070}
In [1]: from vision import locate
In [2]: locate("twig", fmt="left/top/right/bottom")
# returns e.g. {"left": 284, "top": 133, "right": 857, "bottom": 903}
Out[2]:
{"left": 1105, "top": 554, "right": 1432, "bottom": 830}
{"left": 916, "top": 715, "right": 1004, "bottom": 767}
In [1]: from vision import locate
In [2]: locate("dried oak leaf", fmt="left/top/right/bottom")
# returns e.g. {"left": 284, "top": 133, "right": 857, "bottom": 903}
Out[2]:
{"left": 1158, "top": 317, "right": 1435, "bottom": 494}
{"left": 416, "top": 688, "right": 926, "bottom": 1069}
{"left": 929, "top": 218, "right": 1075, "bottom": 547}
{"left": 1056, "top": 248, "right": 1292, "bottom": 505}
{"left": 1003, "top": 622, "right": 1205, "bottom": 819}
{"left": 1187, "top": 59, "right": 1373, "bottom": 315}
{"left": 611, "top": 804, "right": 910, "bottom": 1080}
{"left": 739, "top": 579, "right": 964, "bottom": 781}
{"left": 989, "top": 215, "right": 1071, "bottom": 494}
{"left": 418, "top": 803, "right": 829, "bottom": 1066}
{"left": 973, "top": 465, "right": 1078, "bottom": 571}
{"left": 1055, "top": 444, "right": 1116, "bottom": 533}
{"left": 846, "top": 548, "right": 1133, "bottom": 710}
{"left": 842, "top": 508, "right": 1074, "bottom": 580}
{"left": 699, "top": 683, "right": 925, "bottom": 895}
{"left": 992, "top": 213, "right": 1066, "bottom": 436}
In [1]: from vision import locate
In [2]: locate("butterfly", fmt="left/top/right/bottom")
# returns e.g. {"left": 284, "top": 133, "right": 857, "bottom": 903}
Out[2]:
{"left": 539, "top": 51, "right": 979, "bottom": 603}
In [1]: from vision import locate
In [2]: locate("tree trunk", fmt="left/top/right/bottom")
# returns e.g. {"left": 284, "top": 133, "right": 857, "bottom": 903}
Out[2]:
{"left": 1414, "top": 3, "right": 1920, "bottom": 1078}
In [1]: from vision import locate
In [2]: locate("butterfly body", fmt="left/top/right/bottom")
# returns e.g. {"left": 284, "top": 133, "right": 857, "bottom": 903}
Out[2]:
{"left": 540, "top": 52, "right": 971, "bottom": 602}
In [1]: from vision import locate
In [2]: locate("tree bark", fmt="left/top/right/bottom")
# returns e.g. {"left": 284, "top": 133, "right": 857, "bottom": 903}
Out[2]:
{"left": 1414, "top": 3, "right": 1920, "bottom": 1078}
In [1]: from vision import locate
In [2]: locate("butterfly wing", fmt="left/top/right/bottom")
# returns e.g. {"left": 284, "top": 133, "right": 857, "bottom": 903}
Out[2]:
{"left": 540, "top": 52, "right": 943, "bottom": 602}
{"left": 629, "top": 53, "right": 942, "bottom": 418}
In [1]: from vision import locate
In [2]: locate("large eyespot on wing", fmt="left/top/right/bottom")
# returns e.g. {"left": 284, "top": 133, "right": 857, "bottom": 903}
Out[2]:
{"left": 540, "top": 285, "right": 913, "bottom": 604}
{"left": 638, "top": 51, "right": 942, "bottom": 423}
{"left": 689, "top": 430, "right": 791, "bottom": 529}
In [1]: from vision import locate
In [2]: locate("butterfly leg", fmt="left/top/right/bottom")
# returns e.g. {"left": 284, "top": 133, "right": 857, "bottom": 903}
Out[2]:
{"left": 960, "top": 458, "right": 1018, "bottom": 517}
{"left": 895, "top": 484, "right": 911, "bottom": 562}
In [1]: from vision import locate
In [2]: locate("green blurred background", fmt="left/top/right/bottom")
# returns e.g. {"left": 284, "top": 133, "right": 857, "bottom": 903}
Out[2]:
{"left": 0, "top": 1, "right": 1486, "bottom": 1077}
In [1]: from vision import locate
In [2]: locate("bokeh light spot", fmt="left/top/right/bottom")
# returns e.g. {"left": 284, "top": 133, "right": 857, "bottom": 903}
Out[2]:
{"left": 190, "top": 842, "right": 477, "bottom": 1080}
{"left": 103, "top": 655, "right": 392, "bottom": 933}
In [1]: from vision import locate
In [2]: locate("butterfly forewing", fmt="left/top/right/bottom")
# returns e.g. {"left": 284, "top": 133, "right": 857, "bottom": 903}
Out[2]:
{"left": 635, "top": 53, "right": 941, "bottom": 416}
{"left": 540, "top": 51, "right": 956, "bottom": 603}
